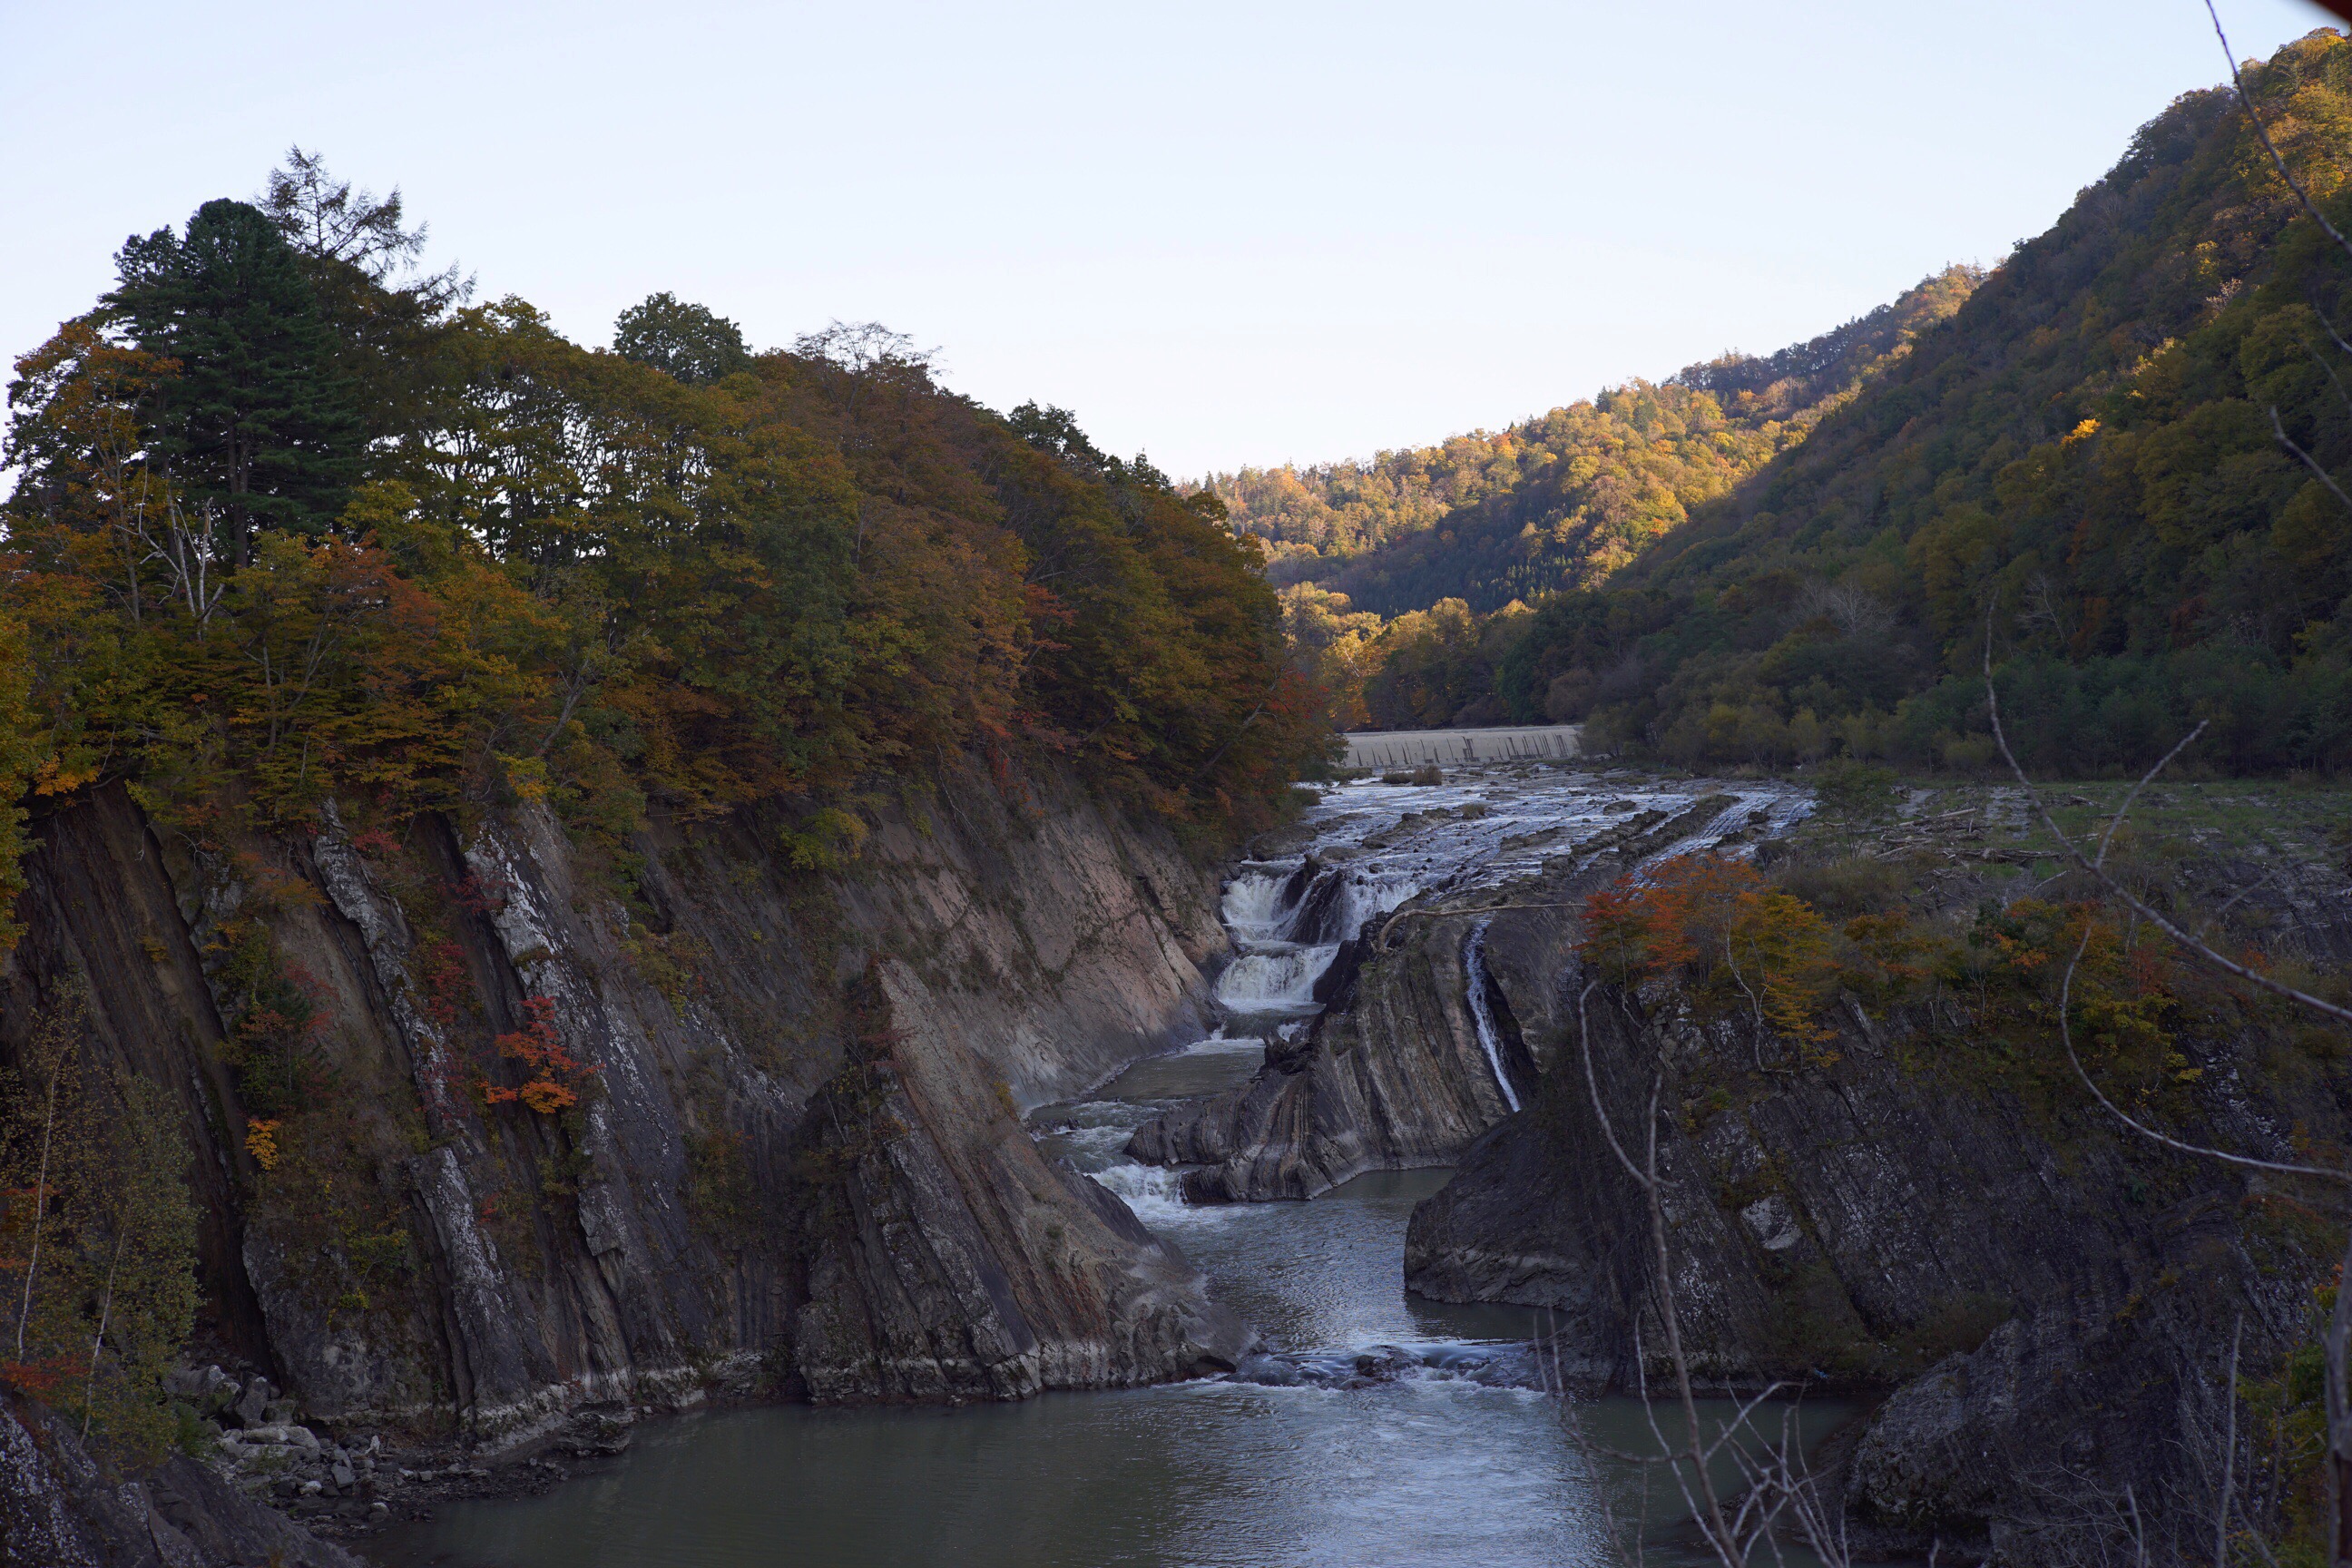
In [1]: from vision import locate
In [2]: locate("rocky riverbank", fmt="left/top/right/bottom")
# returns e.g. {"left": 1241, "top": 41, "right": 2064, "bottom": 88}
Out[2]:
{"left": 1405, "top": 779, "right": 2352, "bottom": 1563}
{"left": 0, "top": 758, "right": 1255, "bottom": 1557}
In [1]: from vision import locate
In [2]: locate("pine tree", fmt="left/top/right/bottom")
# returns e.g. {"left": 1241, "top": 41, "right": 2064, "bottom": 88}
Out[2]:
{"left": 260, "top": 147, "right": 467, "bottom": 447}
{"left": 108, "top": 199, "right": 363, "bottom": 559}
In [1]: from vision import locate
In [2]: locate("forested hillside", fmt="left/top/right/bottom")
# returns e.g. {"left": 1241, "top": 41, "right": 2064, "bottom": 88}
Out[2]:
{"left": 0, "top": 156, "right": 1329, "bottom": 931}
{"left": 1211, "top": 271, "right": 1974, "bottom": 729}
{"left": 1380, "top": 30, "right": 2352, "bottom": 776}
{"left": 1211, "top": 268, "right": 1976, "bottom": 624}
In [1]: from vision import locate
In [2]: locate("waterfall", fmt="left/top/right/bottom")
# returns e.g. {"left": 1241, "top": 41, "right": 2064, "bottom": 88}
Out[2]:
{"left": 1216, "top": 945, "right": 1342, "bottom": 1013}
{"left": 1220, "top": 869, "right": 1298, "bottom": 942}
{"left": 1091, "top": 1160, "right": 1231, "bottom": 1227}
{"left": 1461, "top": 919, "right": 1522, "bottom": 1113}
{"left": 1214, "top": 856, "right": 1396, "bottom": 1017}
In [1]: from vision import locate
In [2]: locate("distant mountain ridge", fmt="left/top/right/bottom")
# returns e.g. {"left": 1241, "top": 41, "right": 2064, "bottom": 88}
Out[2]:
{"left": 1481, "top": 28, "right": 2352, "bottom": 775}
{"left": 1210, "top": 266, "right": 1978, "bottom": 620}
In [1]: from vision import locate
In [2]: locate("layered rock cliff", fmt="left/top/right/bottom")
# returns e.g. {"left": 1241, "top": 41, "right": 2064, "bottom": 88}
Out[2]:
{"left": 0, "top": 762, "right": 1250, "bottom": 1459}
{"left": 1, "top": 1387, "right": 359, "bottom": 1568}
{"left": 1404, "top": 792, "right": 2352, "bottom": 1563}
{"left": 1127, "top": 777, "right": 1778, "bottom": 1200}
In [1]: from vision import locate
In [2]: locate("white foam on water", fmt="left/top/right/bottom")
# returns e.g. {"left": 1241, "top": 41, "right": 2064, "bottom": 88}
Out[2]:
{"left": 1216, "top": 945, "right": 1339, "bottom": 1013}
{"left": 1183, "top": 1033, "right": 1269, "bottom": 1056}
{"left": 1053, "top": 1120, "right": 1142, "bottom": 1167}
{"left": 1093, "top": 1162, "right": 1234, "bottom": 1227}
{"left": 1221, "top": 869, "right": 1299, "bottom": 941}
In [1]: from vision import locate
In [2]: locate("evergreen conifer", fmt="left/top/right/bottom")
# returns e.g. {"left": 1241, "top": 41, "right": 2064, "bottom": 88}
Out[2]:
{"left": 108, "top": 199, "right": 362, "bottom": 558}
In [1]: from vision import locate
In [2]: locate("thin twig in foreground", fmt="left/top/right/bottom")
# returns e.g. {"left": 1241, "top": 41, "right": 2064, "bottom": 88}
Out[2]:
{"left": 1981, "top": 617, "right": 2352, "bottom": 1027}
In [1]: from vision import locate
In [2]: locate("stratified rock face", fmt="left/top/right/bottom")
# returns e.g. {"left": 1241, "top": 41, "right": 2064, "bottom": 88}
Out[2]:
{"left": 0, "top": 1388, "right": 359, "bottom": 1567}
{"left": 1128, "top": 775, "right": 1776, "bottom": 1200}
{"left": 0, "top": 763, "right": 1240, "bottom": 1442}
{"left": 1130, "top": 904, "right": 1555, "bottom": 1200}
{"left": 1404, "top": 971, "right": 2351, "bottom": 1561}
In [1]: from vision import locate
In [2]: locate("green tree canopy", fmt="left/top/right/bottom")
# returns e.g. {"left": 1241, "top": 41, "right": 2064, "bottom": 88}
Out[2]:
{"left": 613, "top": 292, "right": 754, "bottom": 384}
{"left": 107, "top": 199, "right": 362, "bottom": 556}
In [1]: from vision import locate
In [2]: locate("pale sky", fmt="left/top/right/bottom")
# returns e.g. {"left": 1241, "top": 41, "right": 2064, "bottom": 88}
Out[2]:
{"left": 0, "top": 1, "right": 2337, "bottom": 479}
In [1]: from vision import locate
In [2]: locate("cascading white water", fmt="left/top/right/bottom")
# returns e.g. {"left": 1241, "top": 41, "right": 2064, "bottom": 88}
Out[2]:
{"left": 1093, "top": 1161, "right": 1225, "bottom": 1226}
{"left": 1220, "top": 869, "right": 1297, "bottom": 942}
{"left": 1460, "top": 918, "right": 1521, "bottom": 1114}
{"left": 1215, "top": 945, "right": 1341, "bottom": 1014}
{"left": 1215, "top": 854, "right": 1389, "bottom": 1015}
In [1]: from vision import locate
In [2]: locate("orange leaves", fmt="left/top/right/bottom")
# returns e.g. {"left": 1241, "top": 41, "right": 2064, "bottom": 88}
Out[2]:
{"left": 3, "top": 290, "right": 1330, "bottom": 914}
{"left": 243, "top": 1118, "right": 282, "bottom": 1172}
{"left": 1840, "top": 911, "right": 1928, "bottom": 1008}
{"left": 1581, "top": 853, "right": 1769, "bottom": 983}
{"left": 477, "top": 996, "right": 595, "bottom": 1116}
{"left": 1736, "top": 888, "right": 1839, "bottom": 1049}
{"left": 0, "top": 1354, "right": 76, "bottom": 1400}
{"left": 416, "top": 939, "right": 470, "bottom": 1031}
{"left": 1581, "top": 853, "right": 1839, "bottom": 1054}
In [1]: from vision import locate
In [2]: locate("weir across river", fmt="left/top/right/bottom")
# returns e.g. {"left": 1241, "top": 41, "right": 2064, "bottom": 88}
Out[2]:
{"left": 1341, "top": 724, "right": 1580, "bottom": 770}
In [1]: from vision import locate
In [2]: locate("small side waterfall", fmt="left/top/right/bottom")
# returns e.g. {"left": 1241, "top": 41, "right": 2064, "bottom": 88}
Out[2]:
{"left": 1461, "top": 919, "right": 1521, "bottom": 1114}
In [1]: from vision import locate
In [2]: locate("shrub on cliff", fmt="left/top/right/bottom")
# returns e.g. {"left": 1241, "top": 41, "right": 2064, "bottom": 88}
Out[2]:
{"left": 1579, "top": 853, "right": 1840, "bottom": 1060}
{"left": 0, "top": 982, "right": 199, "bottom": 1459}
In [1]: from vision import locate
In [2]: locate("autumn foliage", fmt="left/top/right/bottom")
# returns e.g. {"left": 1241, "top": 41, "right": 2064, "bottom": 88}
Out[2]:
{"left": 0, "top": 161, "right": 1338, "bottom": 972}
{"left": 0, "top": 984, "right": 198, "bottom": 1456}
{"left": 477, "top": 995, "right": 594, "bottom": 1115}
{"left": 1577, "top": 840, "right": 2245, "bottom": 1112}
{"left": 1581, "top": 854, "right": 1838, "bottom": 1054}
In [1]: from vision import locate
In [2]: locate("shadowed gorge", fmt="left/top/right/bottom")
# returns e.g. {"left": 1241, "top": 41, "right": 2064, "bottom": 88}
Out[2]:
{"left": 6, "top": 26, "right": 2352, "bottom": 1568}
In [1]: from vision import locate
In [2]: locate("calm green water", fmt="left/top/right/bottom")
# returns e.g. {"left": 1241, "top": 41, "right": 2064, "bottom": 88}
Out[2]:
{"left": 371, "top": 1037, "right": 1851, "bottom": 1568}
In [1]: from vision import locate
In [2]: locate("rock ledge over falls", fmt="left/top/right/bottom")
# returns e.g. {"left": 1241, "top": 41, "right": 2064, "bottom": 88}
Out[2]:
{"left": 1127, "top": 768, "right": 1799, "bottom": 1200}
{"left": 1401, "top": 787, "right": 2352, "bottom": 1566}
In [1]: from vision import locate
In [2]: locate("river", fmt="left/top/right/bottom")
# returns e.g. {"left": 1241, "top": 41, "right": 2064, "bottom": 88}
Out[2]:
{"left": 372, "top": 764, "right": 1838, "bottom": 1568}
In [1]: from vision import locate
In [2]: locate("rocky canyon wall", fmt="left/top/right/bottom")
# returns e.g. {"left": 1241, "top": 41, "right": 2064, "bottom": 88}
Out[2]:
{"left": 0, "top": 763, "right": 1250, "bottom": 1453}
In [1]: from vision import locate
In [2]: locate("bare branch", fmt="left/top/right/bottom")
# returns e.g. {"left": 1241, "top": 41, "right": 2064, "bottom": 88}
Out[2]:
{"left": 2270, "top": 405, "right": 2352, "bottom": 521}
{"left": 1574, "top": 981, "right": 1740, "bottom": 1563}
{"left": 2096, "top": 720, "right": 2211, "bottom": 871}
{"left": 2302, "top": 340, "right": 2352, "bottom": 422}
{"left": 2192, "top": 862, "right": 2287, "bottom": 946}
{"left": 1578, "top": 982, "right": 1650, "bottom": 1186}
{"left": 2205, "top": 0, "right": 2352, "bottom": 267}
{"left": 2054, "top": 902, "right": 2346, "bottom": 1181}
{"left": 2219, "top": 1315, "right": 2240, "bottom": 1568}
{"left": 1982, "top": 610, "right": 2352, "bottom": 1027}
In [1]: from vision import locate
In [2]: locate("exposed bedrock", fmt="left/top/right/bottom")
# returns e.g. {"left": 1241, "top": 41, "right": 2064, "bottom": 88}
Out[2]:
{"left": 1, "top": 1387, "right": 359, "bottom": 1568}
{"left": 0, "top": 762, "right": 1243, "bottom": 1453}
{"left": 1125, "top": 897, "right": 1568, "bottom": 1200}
{"left": 1126, "top": 789, "right": 1747, "bottom": 1201}
{"left": 1404, "top": 970, "right": 2352, "bottom": 1562}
